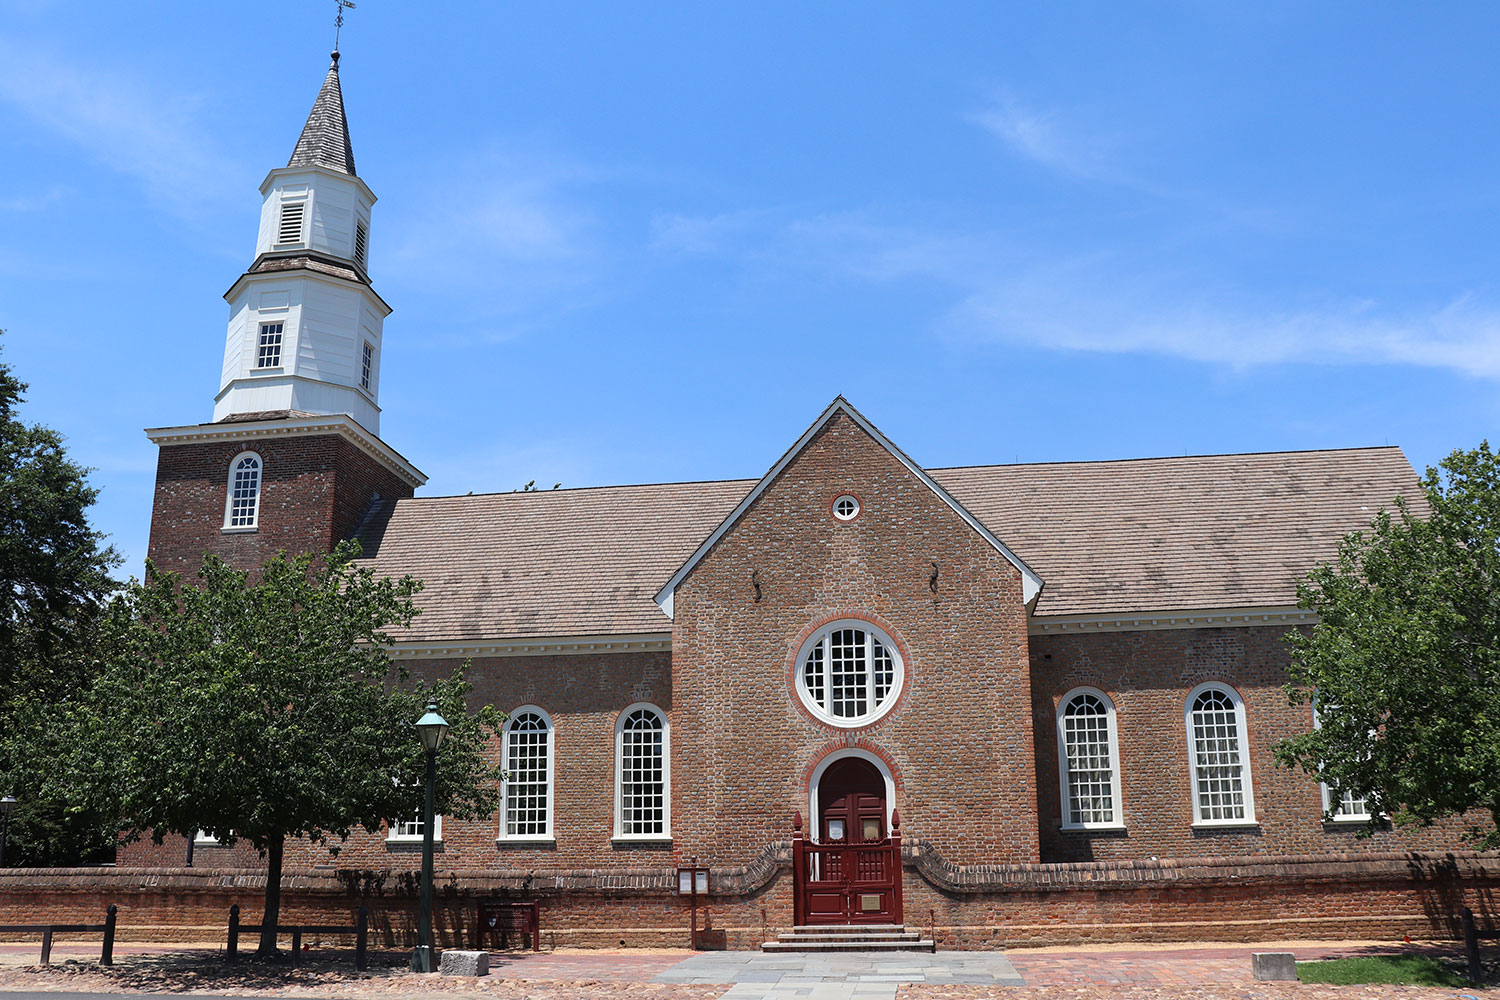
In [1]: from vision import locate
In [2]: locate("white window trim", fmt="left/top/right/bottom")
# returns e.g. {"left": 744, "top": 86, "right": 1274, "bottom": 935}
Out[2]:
{"left": 497, "top": 705, "right": 555, "bottom": 843}
{"left": 221, "top": 450, "right": 263, "bottom": 531}
{"left": 386, "top": 813, "right": 443, "bottom": 843}
{"left": 1056, "top": 686, "right": 1126, "bottom": 831}
{"left": 1184, "top": 681, "right": 1258, "bottom": 827}
{"left": 1311, "top": 702, "right": 1373, "bottom": 823}
{"left": 612, "top": 702, "right": 670, "bottom": 843}
{"left": 792, "top": 619, "right": 906, "bottom": 728}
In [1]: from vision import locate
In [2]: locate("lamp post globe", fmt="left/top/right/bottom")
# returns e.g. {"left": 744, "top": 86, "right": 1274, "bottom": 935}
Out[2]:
{"left": 416, "top": 703, "right": 449, "bottom": 752}
{"left": 411, "top": 704, "right": 447, "bottom": 972}
{"left": 0, "top": 795, "right": 16, "bottom": 868}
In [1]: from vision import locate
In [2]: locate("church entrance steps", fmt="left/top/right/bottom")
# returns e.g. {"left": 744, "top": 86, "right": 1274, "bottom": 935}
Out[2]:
{"left": 762, "top": 925, "right": 935, "bottom": 952}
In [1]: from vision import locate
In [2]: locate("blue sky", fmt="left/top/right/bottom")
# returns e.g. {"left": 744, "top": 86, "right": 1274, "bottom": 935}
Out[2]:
{"left": 3, "top": 2, "right": 1499, "bottom": 576}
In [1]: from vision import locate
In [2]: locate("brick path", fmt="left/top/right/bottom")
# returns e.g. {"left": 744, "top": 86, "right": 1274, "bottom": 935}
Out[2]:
{"left": 0, "top": 938, "right": 1479, "bottom": 998}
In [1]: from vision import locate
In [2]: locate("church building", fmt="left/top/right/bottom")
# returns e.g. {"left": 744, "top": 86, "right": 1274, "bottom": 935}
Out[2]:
{"left": 117, "top": 53, "right": 1493, "bottom": 949}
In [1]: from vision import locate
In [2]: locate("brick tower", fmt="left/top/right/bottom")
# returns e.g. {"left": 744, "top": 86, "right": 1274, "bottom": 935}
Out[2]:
{"left": 144, "top": 51, "right": 424, "bottom": 577}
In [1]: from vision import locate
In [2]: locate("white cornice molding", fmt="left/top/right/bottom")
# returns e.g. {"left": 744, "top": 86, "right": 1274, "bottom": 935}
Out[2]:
{"left": 387, "top": 633, "right": 672, "bottom": 659}
{"left": 144, "top": 415, "right": 427, "bottom": 488}
{"left": 1028, "top": 606, "right": 1316, "bottom": 635}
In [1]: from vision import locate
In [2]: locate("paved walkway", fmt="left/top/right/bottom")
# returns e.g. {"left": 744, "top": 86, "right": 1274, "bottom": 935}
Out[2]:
{"left": 655, "top": 951, "right": 1022, "bottom": 1000}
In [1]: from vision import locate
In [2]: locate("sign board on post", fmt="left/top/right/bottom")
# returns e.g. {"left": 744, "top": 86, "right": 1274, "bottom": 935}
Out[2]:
{"left": 675, "top": 860, "right": 710, "bottom": 950}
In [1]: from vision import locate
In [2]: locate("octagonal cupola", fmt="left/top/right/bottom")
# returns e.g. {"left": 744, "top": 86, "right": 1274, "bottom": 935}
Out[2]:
{"left": 214, "top": 51, "right": 391, "bottom": 436}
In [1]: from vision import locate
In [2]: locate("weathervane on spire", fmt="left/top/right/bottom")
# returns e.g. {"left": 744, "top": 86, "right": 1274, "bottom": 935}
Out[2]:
{"left": 333, "top": 0, "right": 357, "bottom": 55}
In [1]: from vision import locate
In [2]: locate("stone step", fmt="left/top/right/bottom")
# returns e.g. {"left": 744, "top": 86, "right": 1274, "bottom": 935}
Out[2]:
{"left": 777, "top": 930, "right": 923, "bottom": 943}
{"left": 762, "top": 938, "right": 937, "bottom": 953}
{"left": 788, "top": 923, "right": 909, "bottom": 934}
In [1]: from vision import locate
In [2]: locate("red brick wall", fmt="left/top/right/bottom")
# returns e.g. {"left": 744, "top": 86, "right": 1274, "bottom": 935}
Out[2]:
{"left": 1030, "top": 627, "right": 1477, "bottom": 862}
{"left": 5, "top": 852, "right": 1497, "bottom": 949}
{"left": 669, "top": 412, "right": 1036, "bottom": 869}
{"left": 145, "top": 432, "right": 415, "bottom": 577}
{"left": 116, "top": 650, "right": 672, "bottom": 871}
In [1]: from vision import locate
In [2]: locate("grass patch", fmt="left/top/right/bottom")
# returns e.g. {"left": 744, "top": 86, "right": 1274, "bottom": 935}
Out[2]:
{"left": 1297, "top": 954, "right": 1473, "bottom": 987}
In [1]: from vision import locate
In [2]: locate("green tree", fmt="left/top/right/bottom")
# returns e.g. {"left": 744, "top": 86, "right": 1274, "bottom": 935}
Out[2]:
{"left": 0, "top": 331, "right": 121, "bottom": 865}
{"left": 51, "top": 543, "right": 503, "bottom": 956}
{"left": 1277, "top": 442, "right": 1500, "bottom": 847}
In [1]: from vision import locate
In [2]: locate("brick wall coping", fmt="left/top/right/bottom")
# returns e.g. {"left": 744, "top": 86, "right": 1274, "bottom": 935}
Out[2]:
{"left": 4, "top": 848, "right": 1497, "bottom": 901}
{"left": 906, "top": 842, "right": 1500, "bottom": 894}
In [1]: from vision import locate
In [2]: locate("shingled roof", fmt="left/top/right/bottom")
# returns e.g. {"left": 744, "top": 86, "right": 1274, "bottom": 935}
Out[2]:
{"left": 352, "top": 446, "right": 1424, "bottom": 643}
{"left": 288, "top": 54, "right": 356, "bottom": 175}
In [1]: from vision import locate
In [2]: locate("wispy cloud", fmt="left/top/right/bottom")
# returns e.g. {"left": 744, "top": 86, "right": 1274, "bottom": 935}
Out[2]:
{"left": 385, "top": 146, "right": 598, "bottom": 289}
{"left": 0, "top": 39, "right": 245, "bottom": 213}
{"left": 658, "top": 208, "right": 1500, "bottom": 379}
{"left": 0, "top": 184, "right": 68, "bottom": 212}
{"left": 650, "top": 209, "right": 769, "bottom": 255}
{"left": 966, "top": 93, "right": 1119, "bottom": 181}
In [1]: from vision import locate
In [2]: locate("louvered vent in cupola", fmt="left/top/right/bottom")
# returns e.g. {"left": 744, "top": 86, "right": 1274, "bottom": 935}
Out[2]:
{"left": 354, "top": 221, "right": 369, "bottom": 269}
{"left": 277, "top": 202, "right": 306, "bottom": 245}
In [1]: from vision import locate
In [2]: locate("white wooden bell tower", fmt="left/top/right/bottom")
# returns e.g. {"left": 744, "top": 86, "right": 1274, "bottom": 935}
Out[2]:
{"left": 213, "top": 52, "right": 390, "bottom": 436}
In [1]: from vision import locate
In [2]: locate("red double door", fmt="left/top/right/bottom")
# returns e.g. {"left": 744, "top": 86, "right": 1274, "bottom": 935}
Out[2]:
{"left": 798, "top": 758, "right": 902, "bottom": 924}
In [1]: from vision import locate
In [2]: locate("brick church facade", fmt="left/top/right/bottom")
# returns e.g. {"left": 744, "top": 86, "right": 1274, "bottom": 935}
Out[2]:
{"left": 96, "top": 54, "right": 1498, "bottom": 948}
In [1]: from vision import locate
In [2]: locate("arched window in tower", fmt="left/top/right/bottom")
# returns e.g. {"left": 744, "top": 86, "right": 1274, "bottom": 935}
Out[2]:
{"left": 615, "top": 704, "right": 669, "bottom": 839}
{"left": 500, "top": 708, "right": 553, "bottom": 839}
{"left": 1057, "top": 687, "right": 1123, "bottom": 829}
{"left": 1185, "top": 683, "right": 1256, "bottom": 825}
{"left": 223, "top": 452, "right": 263, "bottom": 529}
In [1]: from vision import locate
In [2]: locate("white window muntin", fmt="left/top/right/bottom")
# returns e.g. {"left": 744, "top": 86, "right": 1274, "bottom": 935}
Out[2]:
{"left": 1185, "top": 682, "right": 1257, "bottom": 826}
{"left": 360, "top": 340, "right": 374, "bottom": 391}
{"left": 1311, "top": 701, "right": 1372, "bottom": 822}
{"left": 222, "top": 451, "right": 262, "bottom": 530}
{"left": 613, "top": 702, "right": 670, "bottom": 841}
{"left": 794, "top": 620, "right": 905, "bottom": 728}
{"left": 1056, "top": 686, "right": 1124, "bottom": 830}
{"left": 386, "top": 812, "right": 442, "bottom": 842}
{"left": 499, "top": 706, "right": 555, "bottom": 841}
{"left": 256, "top": 322, "right": 284, "bottom": 369}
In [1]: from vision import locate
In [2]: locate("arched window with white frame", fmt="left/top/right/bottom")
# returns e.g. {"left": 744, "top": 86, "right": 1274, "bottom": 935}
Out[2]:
{"left": 1057, "top": 687, "right": 1124, "bottom": 829}
{"left": 223, "top": 451, "right": 263, "bottom": 529}
{"left": 499, "top": 707, "right": 554, "bottom": 840}
{"left": 1185, "top": 682, "right": 1256, "bottom": 825}
{"left": 614, "top": 703, "right": 669, "bottom": 840}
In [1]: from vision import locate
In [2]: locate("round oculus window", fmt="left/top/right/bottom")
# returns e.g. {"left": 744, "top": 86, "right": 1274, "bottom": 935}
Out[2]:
{"left": 794, "top": 620, "right": 904, "bottom": 726}
{"left": 832, "top": 494, "right": 861, "bottom": 521}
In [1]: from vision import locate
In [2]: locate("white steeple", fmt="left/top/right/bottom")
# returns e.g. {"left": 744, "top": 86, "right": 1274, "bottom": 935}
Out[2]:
{"left": 214, "top": 51, "right": 391, "bottom": 436}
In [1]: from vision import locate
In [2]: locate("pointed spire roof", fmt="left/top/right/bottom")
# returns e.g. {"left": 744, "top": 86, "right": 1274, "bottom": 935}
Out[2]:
{"left": 287, "top": 52, "right": 356, "bottom": 176}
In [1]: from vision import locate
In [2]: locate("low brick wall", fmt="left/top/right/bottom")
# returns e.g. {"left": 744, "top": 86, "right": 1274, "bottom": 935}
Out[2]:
{"left": 2, "top": 849, "right": 1496, "bottom": 951}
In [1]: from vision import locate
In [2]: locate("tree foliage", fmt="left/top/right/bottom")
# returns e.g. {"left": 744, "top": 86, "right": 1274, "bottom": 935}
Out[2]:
{"left": 1277, "top": 442, "right": 1500, "bottom": 847}
{"left": 0, "top": 331, "right": 121, "bottom": 865}
{"left": 48, "top": 542, "right": 503, "bottom": 954}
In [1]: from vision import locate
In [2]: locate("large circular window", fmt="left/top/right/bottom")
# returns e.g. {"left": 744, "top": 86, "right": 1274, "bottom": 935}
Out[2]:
{"left": 794, "top": 620, "right": 905, "bottom": 727}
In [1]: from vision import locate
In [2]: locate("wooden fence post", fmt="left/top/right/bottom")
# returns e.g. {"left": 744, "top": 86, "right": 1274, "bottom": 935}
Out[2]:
{"left": 40, "top": 928, "right": 53, "bottom": 966}
{"left": 227, "top": 904, "right": 240, "bottom": 963}
{"left": 102, "top": 904, "right": 117, "bottom": 966}
{"left": 1463, "top": 906, "right": 1482, "bottom": 982}
{"left": 290, "top": 928, "right": 301, "bottom": 967}
{"left": 356, "top": 906, "right": 368, "bottom": 971}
